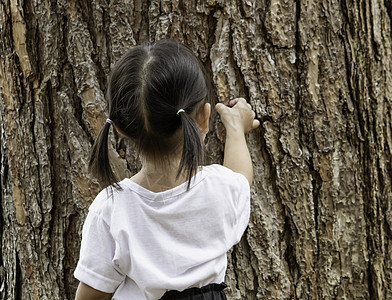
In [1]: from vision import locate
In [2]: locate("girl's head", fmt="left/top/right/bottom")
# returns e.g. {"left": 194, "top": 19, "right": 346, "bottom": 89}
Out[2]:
{"left": 89, "top": 39, "right": 211, "bottom": 188}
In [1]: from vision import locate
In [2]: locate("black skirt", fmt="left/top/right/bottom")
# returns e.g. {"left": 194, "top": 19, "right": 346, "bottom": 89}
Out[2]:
{"left": 159, "top": 283, "right": 227, "bottom": 300}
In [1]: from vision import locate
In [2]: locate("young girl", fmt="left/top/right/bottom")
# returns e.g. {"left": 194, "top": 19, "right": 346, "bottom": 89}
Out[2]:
{"left": 74, "top": 39, "right": 259, "bottom": 300}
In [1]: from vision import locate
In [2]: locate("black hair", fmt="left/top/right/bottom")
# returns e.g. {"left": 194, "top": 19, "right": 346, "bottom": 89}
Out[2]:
{"left": 89, "top": 39, "right": 210, "bottom": 189}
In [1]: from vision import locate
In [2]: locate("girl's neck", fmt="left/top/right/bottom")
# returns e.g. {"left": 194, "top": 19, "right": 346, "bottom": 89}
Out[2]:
{"left": 130, "top": 159, "right": 190, "bottom": 193}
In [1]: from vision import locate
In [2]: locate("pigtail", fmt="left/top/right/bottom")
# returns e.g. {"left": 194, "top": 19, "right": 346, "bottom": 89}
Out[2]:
{"left": 177, "top": 111, "right": 204, "bottom": 189}
{"left": 88, "top": 121, "right": 120, "bottom": 189}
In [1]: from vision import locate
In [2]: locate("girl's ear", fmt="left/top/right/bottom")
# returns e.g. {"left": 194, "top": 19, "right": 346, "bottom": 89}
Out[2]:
{"left": 197, "top": 103, "right": 211, "bottom": 134}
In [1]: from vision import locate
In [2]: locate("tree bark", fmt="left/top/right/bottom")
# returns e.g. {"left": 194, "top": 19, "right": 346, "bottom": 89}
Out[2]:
{"left": 0, "top": 0, "right": 391, "bottom": 299}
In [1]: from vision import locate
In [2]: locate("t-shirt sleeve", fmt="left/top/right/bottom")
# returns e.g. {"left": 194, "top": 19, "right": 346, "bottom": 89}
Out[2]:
{"left": 74, "top": 210, "right": 125, "bottom": 293}
{"left": 232, "top": 172, "right": 251, "bottom": 244}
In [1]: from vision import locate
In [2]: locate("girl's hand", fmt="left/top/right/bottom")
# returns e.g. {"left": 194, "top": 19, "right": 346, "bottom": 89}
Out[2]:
{"left": 215, "top": 98, "right": 260, "bottom": 134}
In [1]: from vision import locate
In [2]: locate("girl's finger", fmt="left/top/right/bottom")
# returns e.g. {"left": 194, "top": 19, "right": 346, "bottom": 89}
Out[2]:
{"left": 228, "top": 99, "right": 239, "bottom": 106}
{"left": 252, "top": 119, "right": 260, "bottom": 129}
{"left": 215, "top": 102, "right": 228, "bottom": 114}
{"left": 228, "top": 97, "right": 247, "bottom": 107}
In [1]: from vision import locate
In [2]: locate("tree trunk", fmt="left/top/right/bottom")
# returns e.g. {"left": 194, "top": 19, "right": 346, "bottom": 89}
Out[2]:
{"left": 1, "top": 0, "right": 391, "bottom": 299}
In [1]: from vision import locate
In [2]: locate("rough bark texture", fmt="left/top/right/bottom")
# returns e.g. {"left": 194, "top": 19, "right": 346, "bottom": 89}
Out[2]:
{"left": 1, "top": 0, "right": 391, "bottom": 299}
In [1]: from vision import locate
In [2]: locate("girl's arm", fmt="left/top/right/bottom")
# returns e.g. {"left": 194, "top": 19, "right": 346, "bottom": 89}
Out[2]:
{"left": 215, "top": 98, "right": 260, "bottom": 186}
{"left": 75, "top": 282, "right": 112, "bottom": 300}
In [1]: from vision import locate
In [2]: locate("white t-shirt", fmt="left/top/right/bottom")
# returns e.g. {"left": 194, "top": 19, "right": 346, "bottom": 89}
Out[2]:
{"left": 74, "top": 164, "right": 250, "bottom": 300}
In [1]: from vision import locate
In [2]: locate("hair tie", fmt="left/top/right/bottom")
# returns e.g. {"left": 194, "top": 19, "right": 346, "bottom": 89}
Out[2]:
{"left": 176, "top": 109, "right": 185, "bottom": 115}
{"left": 106, "top": 118, "right": 113, "bottom": 125}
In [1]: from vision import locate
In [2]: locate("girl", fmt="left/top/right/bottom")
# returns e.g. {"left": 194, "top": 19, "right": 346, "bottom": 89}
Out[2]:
{"left": 74, "top": 39, "right": 259, "bottom": 300}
